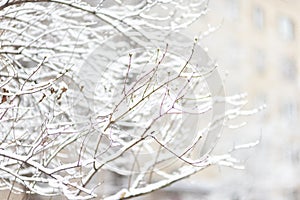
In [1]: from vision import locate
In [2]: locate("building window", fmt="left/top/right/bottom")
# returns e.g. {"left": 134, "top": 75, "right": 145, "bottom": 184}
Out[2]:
{"left": 226, "top": 0, "right": 239, "bottom": 20}
{"left": 281, "top": 101, "right": 298, "bottom": 123}
{"left": 290, "top": 189, "right": 300, "bottom": 200}
{"left": 290, "top": 150, "right": 300, "bottom": 165}
{"left": 255, "top": 93, "right": 267, "bottom": 106}
{"left": 280, "top": 58, "right": 297, "bottom": 81}
{"left": 254, "top": 49, "right": 265, "bottom": 73}
{"left": 252, "top": 6, "right": 264, "bottom": 30}
{"left": 278, "top": 16, "right": 295, "bottom": 41}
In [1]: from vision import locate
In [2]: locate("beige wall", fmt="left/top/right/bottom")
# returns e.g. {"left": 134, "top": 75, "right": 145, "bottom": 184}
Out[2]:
{"left": 187, "top": 0, "right": 300, "bottom": 124}
{"left": 181, "top": 1, "right": 300, "bottom": 199}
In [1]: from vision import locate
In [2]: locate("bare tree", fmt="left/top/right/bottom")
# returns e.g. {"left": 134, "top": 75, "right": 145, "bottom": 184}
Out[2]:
{"left": 0, "top": 0, "right": 263, "bottom": 199}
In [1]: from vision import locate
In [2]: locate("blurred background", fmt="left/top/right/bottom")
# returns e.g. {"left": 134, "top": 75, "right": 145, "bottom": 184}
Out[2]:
{"left": 140, "top": 0, "right": 300, "bottom": 199}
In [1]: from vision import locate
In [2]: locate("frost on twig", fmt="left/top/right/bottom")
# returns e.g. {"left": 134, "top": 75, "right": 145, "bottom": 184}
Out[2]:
{"left": 0, "top": 0, "right": 262, "bottom": 199}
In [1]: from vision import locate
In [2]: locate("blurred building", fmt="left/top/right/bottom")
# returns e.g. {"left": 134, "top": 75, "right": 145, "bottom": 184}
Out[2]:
{"left": 176, "top": 0, "right": 300, "bottom": 199}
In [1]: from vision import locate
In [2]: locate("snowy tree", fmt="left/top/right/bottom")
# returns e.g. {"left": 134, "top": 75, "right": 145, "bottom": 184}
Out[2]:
{"left": 0, "top": 0, "right": 262, "bottom": 199}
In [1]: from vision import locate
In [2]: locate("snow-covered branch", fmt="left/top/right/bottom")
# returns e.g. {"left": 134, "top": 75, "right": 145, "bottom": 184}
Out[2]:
{"left": 0, "top": 0, "right": 261, "bottom": 199}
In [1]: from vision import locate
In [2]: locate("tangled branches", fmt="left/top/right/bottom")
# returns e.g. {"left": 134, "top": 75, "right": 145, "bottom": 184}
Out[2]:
{"left": 0, "top": 0, "right": 262, "bottom": 199}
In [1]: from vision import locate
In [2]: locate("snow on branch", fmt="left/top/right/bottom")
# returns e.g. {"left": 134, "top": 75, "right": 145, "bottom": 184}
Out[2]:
{"left": 0, "top": 0, "right": 262, "bottom": 199}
